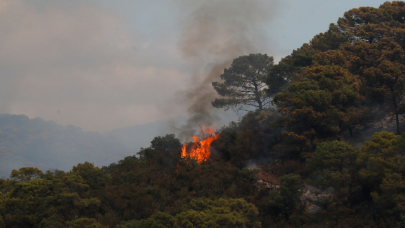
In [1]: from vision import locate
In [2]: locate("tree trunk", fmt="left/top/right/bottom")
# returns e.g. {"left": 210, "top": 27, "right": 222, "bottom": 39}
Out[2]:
{"left": 252, "top": 79, "right": 262, "bottom": 110}
{"left": 396, "top": 112, "right": 400, "bottom": 135}
{"left": 393, "top": 94, "right": 401, "bottom": 135}
{"left": 0, "top": 210, "right": 8, "bottom": 228}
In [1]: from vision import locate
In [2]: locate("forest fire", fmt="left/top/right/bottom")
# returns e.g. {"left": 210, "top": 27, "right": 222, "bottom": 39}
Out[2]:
{"left": 181, "top": 125, "right": 219, "bottom": 163}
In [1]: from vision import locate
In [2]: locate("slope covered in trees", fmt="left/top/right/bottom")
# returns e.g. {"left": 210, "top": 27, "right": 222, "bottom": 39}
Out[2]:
{"left": 2, "top": 2, "right": 405, "bottom": 228}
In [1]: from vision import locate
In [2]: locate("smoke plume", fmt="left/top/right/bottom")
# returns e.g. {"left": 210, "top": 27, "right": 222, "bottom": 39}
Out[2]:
{"left": 169, "top": 0, "right": 278, "bottom": 139}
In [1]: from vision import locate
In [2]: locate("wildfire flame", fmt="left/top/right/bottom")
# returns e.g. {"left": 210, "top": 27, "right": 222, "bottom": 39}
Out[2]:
{"left": 181, "top": 125, "right": 219, "bottom": 163}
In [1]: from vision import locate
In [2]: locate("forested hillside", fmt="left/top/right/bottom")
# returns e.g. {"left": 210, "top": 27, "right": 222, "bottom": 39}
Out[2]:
{"left": 2, "top": 2, "right": 405, "bottom": 228}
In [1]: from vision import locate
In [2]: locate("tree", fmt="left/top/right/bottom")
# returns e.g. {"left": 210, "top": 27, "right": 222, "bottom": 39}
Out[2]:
{"left": 267, "top": 174, "right": 303, "bottom": 218}
{"left": 65, "top": 218, "right": 107, "bottom": 228}
{"left": 72, "top": 162, "right": 109, "bottom": 190}
{"left": 308, "top": 141, "right": 360, "bottom": 204}
{"left": 357, "top": 131, "right": 404, "bottom": 193}
{"left": 0, "top": 169, "right": 106, "bottom": 228}
{"left": 10, "top": 167, "right": 43, "bottom": 182}
{"left": 212, "top": 54, "right": 273, "bottom": 111}
{"left": 150, "top": 134, "right": 181, "bottom": 154}
{"left": 357, "top": 132, "right": 405, "bottom": 218}
{"left": 272, "top": 2, "right": 405, "bottom": 137}
{"left": 115, "top": 220, "right": 141, "bottom": 228}
{"left": 308, "top": 141, "right": 359, "bottom": 187}
{"left": 140, "top": 212, "right": 175, "bottom": 228}
{"left": 141, "top": 198, "right": 261, "bottom": 228}
{"left": 342, "top": 38, "right": 405, "bottom": 135}
{"left": 273, "top": 64, "right": 364, "bottom": 153}
{"left": 266, "top": 22, "right": 352, "bottom": 99}
{"left": 333, "top": 2, "right": 405, "bottom": 134}
{"left": 137, "top": 134, "right": 182, "bottom": 168}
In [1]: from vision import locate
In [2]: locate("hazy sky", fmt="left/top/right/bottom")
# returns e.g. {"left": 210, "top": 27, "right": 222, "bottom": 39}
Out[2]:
{"left": 0, "top": 0, "right": 384, "bottom": 132}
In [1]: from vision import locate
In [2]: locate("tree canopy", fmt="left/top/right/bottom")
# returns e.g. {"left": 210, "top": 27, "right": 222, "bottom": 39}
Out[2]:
{"left": 212, "top": 54, "right": 273, "bottom": 111}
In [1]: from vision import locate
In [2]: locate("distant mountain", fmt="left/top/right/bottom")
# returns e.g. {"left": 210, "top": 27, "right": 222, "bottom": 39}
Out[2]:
{"left": 0, "top": 114, "right": 137, "bottom": 178}
{"left": 103, "top": 116, "right": 191, "bottom": 152}
{"left": 103, "top": 121, "right": 163, "bottom": 152}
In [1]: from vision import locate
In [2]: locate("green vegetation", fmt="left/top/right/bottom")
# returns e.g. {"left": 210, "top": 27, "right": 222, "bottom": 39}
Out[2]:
{"left": 139, "top": 198, "right": 261, "bottom": 228}
{"left": 2, "top": 2, "right": 405, "bottom": 227}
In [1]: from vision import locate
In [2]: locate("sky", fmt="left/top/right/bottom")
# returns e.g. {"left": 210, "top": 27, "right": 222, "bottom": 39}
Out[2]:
{"left": 0, "top": 0, "right": 385, "bottom": 132}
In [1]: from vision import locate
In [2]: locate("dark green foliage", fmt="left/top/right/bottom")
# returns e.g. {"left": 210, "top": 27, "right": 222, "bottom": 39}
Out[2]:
{"left": 141, "top": 212, "right": 175, "bottom": 228}
{"left": 214, "top": 109, "right": 282, "bottom": 167}
{"left": 267, "top": 174, "right": 304, "bottom": 219}
{"left": 10, "top": 167, "right": 43, "bottom": 182}
{"left": 273, "top": 64, "right": 364, "bottom": 154}
{"left": 38, "top": 214, "right": 64, "bottom": 228}
{"left": 357, "top": 132, "right": 405, "bottom": 216}
{"left": 307, "top": 141, "right": 361, "bottom": 207}
{"left": 65, "top": 218, "right": 107, "bottom": 228}
{"left": 150, "top": 134, "right": 181, "bottom": 154}
{"left": 115, "top": 220, "right": 141, "bottom": 228}
{"left": 141, "top": 198, "right": 261, "bottom": 228}
{"left": 266, "top": 22, "right": 351, "bottom": 97}
{"left": 267, "top": 44, "right": 319, "bottom": 93}
{"left": 137, "top": 134, "right": 181, "bottom": 168}
{"left": 308, "top": 141, "right": 359, "bottom": 189}
{"left": 72, "top": 162, "right": 109, "bottom": 190}
{"left": 0, "top": 172, "right": 103, "bottom": 228}
{"left": 2, "top": 130, "right": 405, "bottom": 228}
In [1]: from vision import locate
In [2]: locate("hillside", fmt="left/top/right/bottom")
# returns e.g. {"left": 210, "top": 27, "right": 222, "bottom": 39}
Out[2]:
{"left": 2, "top": 2, "right": 405, "bottom": 228}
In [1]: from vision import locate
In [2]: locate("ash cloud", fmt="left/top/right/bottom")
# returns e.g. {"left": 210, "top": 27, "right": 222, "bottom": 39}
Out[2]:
{"left": 167, "top": 0, "right": 278, "bottom": 139}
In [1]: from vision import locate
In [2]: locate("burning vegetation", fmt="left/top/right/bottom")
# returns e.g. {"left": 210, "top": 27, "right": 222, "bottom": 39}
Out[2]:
{"left": 181, "top": 125, "right": 219, "bottom": 163}
{"left": 5, "top": 3, "right": 405, "bottom": 228}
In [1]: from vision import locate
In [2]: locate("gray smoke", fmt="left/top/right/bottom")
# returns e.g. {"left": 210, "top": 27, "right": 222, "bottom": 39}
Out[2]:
{"left": 167, "top": 0, "right": 278, "bottom": 139}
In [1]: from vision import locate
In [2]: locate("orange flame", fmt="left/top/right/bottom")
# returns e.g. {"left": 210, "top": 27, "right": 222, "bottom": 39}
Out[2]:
{"left": 181, "top": 125, "right": 219, "bottom": 163}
